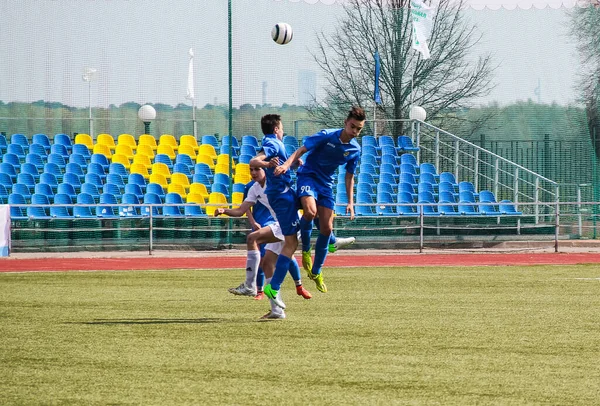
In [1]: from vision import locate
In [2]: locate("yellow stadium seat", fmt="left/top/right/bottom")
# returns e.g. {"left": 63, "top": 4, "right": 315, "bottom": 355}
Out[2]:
{"left": 112, "top": 153, "right": 131, "bottom": 169}
{"left": 115, "top": 144, "right": 134, "bottom": 161}
{"left": 214, "top": 163, "right": 232, "bottom": 175}
{"left": 234, "top": 163, "right": 250, "bottom": 183}
{"left": 92, "top": 143, "right": 112, "bottom": 159}
{"left": 151, "top": 162, "right": 171, "bottom": 180}
{"left": 216, "top": 154, "right": 235, "bottom": 167}
{"left": 167, "top": 182, "right": 186, "bottom": 199}
{"left": 171, "top": 172, "right": 190, "bottom": 190}
{"left": 149, "top": 173, "right": 168, "bottom": 190}
{"left": 186, "top": 192, "right": 205, "bottom": 204}
{"left": 136, "top": 144, "right": 155, "bottom": 159}
{"left": 97, "top": 133, "right": 116, "bottom": 152}
{"left": 157, "top": 144, "right": 176, "bottom": 160}
{"left": 133, "top": 153, "right": 152, "bottom": 170}
{"left": 180, "top": 134, "right": 200, "bottom": 152}
{"left": 75, "top": 133, "right": 94, "bottom": 150}
{"left": 232, "top": 192, "right": 244, "bottom": 205}
{"left": 138, "top": 134, "right": 158, "bottom": 151}
{"left": 159, "top": 134, "right": 178, "bottom": 151}
{"left": 196, "top": 154, "right": 215, "bottom": 169}
{"left": 117, "top": 133, "right": 137, "bottom": 151}
{"left": 198, "top": 144, "right": 217, "bottom": 160}
{"left": 189, "top": 182, "right": 210, "bottom": 201}
{"left": 130, "top": 162, "right": 151, "bottom": 179}
{"left": 234, "top": 172, "right": 251, "bottom": 184}
{"left": 178, "top": 144, "right": 197, "bottom": 159}
{"left": 206, "top": 192, "right": 228, "bottom": 216}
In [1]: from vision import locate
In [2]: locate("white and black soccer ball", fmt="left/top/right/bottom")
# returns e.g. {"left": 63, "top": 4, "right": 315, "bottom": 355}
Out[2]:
{"left": 271, "top": 23, "right": 293, "bottom": 45}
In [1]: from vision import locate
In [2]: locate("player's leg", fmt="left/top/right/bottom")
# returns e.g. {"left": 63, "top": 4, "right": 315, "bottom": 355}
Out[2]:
{"left": 316, "top": 206, "right": 356, "bottom": 253}
{"left": 297, "top": 175, "right": 319, "bottom": 272}
{"left": 309, "top": 204, "right": 335, "bottom": 293}
{"left": 263, "top": 190, "right": 300, "bottom": 309}
{"left": 229, "top": 226, "right": 278, "bottom": 297}
{"left": 289, "top": 256, "right": 312, "bottom": 299}
{"left": 259, "top": 248, "right": 285, "bottom": 320}
{"left": 255, "top": 244, "right": 266, "bottom": 300}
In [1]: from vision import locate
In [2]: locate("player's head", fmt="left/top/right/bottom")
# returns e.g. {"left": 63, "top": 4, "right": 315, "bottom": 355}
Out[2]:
{"left": 261, "top": 114, "right": 283, "bottom": 139}
{"left": 342, "top": 106, "right": 366, "bottom": 141}
{"left": 249, "top": 162, "right": 266, "bottom": 183}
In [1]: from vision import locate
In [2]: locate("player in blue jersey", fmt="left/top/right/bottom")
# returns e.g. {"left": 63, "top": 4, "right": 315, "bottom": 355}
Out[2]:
{"left": 275, "top": 106, "right": 366, "bottom": 292}
{"left": 250, "top": 114, "right": 300, "bottom": 310}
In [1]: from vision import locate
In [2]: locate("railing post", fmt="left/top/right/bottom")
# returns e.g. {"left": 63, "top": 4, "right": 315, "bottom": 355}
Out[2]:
{"left": 494, "top": 157, "right": 499, "bottom": 200}
{"left": 555, "top": 199, "right": 560, "bottom": 253}
{"left": 148, "top": 206, "right": 153, "bottom": 255}
{"left": 435, "top": 130, "right": 440, "bottom": 171}
{"left": 454, "top": 139, "right": 460, "bottom": 181}
{"left": 415, "top": 121, "right": 421, "bottom": 164}
{"left": 419, "top": 204, "right": 424, "bottom": 253}
{"left": 534, "top": 177, "right": 540, "bottom": 225}
{"left": 577, "top": 184, "right": 582, "bottom": 237}
{"left": 474, "top": 149, "right": 479, "bottom": 192}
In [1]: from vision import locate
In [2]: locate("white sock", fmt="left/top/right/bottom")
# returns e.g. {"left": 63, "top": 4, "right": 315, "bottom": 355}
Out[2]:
{"left": 245, "top": 250, "right": 260, "bottom": 290}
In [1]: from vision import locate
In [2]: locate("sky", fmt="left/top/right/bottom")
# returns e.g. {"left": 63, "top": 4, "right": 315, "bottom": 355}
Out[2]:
{"left": 0, "top": 0, "right": 583, "bottom": 109}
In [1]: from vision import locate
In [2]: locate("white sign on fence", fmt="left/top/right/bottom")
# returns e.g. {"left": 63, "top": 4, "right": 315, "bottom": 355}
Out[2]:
{"left": 0, "top": 205, "right": 10, "bottom": 257}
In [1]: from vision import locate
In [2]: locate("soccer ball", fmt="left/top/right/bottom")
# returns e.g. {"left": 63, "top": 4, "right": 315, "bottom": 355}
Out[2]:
{"left": 271, "top": 23, "right": 293, "bottom": 45}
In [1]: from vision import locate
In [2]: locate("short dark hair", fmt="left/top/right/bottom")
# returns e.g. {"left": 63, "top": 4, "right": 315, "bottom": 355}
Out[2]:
{"left": 261, "top": 114, "right": 281, "bottom": 135}
{"left": 347, "top": 106, "right": 366, "bottom": 121}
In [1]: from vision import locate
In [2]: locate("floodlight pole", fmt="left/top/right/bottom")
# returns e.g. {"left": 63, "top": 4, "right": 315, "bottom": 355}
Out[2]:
{"left": 88, "top": 81, "right": 93, "bottom": 141}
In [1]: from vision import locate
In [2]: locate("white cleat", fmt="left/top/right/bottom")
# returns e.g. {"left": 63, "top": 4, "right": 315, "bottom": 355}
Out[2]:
{"left": 259, "top": 310, "right": 286, "bottom": 320}
{"left": 329, "top": 236, "right": 356, "bottom": 253}
{"left": 228, "top": 283, "right": 257, "bottom": 297}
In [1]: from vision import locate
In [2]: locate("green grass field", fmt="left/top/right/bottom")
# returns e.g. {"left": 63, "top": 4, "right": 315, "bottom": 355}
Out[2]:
{"left": 1, "top": 265, "right": 599, "bottom": 405}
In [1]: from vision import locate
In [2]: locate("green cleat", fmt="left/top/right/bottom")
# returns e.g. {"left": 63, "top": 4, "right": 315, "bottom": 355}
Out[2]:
{"left": 329, "top": 237, "right": 356, "bottom": 253}
{"left": 264, "top": 284, "right": 286, "bottom": 309}
{"left": 302, "top": 248, "right": 313, "bottom": 273}
{"left": 311, "top": 273, "right": 327, "bottom": 293}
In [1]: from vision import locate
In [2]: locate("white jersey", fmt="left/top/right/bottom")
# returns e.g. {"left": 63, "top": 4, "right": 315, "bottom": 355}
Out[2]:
{"left": 245, "top": 180, "right": 278, "bottom": 222}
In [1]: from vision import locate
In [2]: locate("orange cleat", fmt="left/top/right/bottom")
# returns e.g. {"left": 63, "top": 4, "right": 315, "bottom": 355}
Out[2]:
{"left": 254, "top": 291, "right": 265, "bottom": 300}
{"left": 296, "top": 285, "right": 312, "bottom": 299}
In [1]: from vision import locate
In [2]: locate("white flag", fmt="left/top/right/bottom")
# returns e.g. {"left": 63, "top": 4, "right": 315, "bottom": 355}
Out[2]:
{"left": 186, "top": 48, "right": 195, "bottom": 100}
{"left": 411, "top": 0, "right": 435, "bottom": 60}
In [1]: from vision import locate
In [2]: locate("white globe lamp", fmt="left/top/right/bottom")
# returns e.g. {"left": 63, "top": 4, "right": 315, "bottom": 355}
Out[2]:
{"left": 138, "top": 105, "right": 156, "bottom": 135}
{"left": 409, "top": 105, "right": 427, "bottom": 122}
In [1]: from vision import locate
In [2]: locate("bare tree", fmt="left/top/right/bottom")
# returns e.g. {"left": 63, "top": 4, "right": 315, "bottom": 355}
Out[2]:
{"left": 569, "top": 5, "right": 600, "bottom": 157}
{"left": 308, "top": 0, "right": 495, "bottom": 136}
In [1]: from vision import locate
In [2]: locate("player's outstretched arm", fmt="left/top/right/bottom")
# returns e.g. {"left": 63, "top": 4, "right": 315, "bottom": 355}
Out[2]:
{"left": 274, "top": 145, "right": 307, "bottom": 176}
{"left": 214, "top": 200, "right": 254, "bottom": 218}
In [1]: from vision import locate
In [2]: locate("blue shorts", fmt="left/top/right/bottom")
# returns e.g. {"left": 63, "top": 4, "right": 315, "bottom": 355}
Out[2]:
{"left": 266, "top": 188, "right": 300, "bottom": 236}
{"left": 296, "top": 174, "right": 335, "bottom": 210}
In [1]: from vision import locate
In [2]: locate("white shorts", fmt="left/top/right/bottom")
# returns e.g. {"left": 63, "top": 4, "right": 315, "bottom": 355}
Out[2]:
{"left": 265, "top": 222, "right": 285, "bottom": 255}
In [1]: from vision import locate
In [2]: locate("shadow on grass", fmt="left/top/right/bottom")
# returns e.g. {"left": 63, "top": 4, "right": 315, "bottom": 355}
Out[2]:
{"left": 68, "top": 318, "right": 226, "bottom": 325}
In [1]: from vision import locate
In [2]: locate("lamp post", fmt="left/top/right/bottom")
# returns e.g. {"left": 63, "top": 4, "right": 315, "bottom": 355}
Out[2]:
{"left": 138, "top": 105, "right": 156, "bottom": 135}
{"left": 82, "top": 67, "right": 97, "bottom": 140}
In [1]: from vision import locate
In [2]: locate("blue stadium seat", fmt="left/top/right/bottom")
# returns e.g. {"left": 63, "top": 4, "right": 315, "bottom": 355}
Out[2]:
{"left": 0, "top": 184, "right": 8, "bottom": 204}
{"left": 16, "top": 173, "right": 36, "bottom": 190}
{"left": 81, "top": 182, "right": 101, "bottom": 203}
{"left": 65, "top": 162, "right": 85, "bottom": 182}
{"left": 72, "top": 143, "right": 91, "bottom": 159}
{"left": 50, "top": 144, "right": 69, "bottom": 160}
{"left": 97, "top": 192, "right": 120, "bottom": 218}
{"left": 127, "top": 173, "right": 147, "bottom": 192}
{"left": 164, "top": 192, "right": 184, "bottom": 216}
{"left": 201, "top": 134, "right": 219, "bottom": 149}
{"left": 146, "top": 183, "right": 165, "bottom": 202}
{"left": 11, "top": 133, "right": 29, "bottom": 152}
{"left": 32, "top": 133, "right": 51, "bottom": 153}
{"left": 356, "top": 192, "right": 375, "bottom": 216}
{"left": 0, "top": 162, "right": 17, "bottom": 182}
{"left": 28, "top": 193, "right": 52, "bottom": 219}
{"left": 8, "top": 193, "right": 28, "bottom": 220}
{"left": 120, "top": 192, "right": 142, "bottom": 217}
{"left": 57, "top": 182, "right": 77, "bottom": 202}
{"left": 29, "top": 143, "right": 48, "bottom": 158}
{"left": 499, "top": 200, "right": 522, "bottom": 216}
{"left": 398, "top": 135, "right": 419, "bottom": 152}
{"left": 13, "top": 183, "right": 32, "bottom": 202}
{"left": 0, "top": 133, "right": 7, "bottom": 154}
{"left": 69, "top": 153, "right": 89, "bottom": 171}
{"left": 26, "top": 152, "right": 45, "bottom": 171}
{"left": 54, "top": 133, "right": 73, "bottom": 153}
{"left": 375, "top": 191, "right": 396, "bottom": 216}
{"left": 51, "top": 193, "right": 73, "bottom": 218}
{"left": 74, "top": 193, "right": 96, "bottom": 218}
{"left": 241, "top": 134, "right": 259, "bottom": 148}
{"left": 142, "top": 192, "right": 162, "bottom": 216}
{"left": 124, "top": 183, "right": 144, "bottom": 201}
{"left": 40, "top": 172, "right": 59, "bottom": 193}
{"left": 34, "top": 182, "right": 55, "bottom": 202}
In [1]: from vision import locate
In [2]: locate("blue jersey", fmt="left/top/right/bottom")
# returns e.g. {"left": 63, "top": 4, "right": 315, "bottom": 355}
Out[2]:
{"left": 244, "top": 181, "right": 275, "bottom": 227}
{"left": 297, "top": 128, "right": 361, "bottom": 188}
{"left": 260, "top": 133, "right": 292, "bottom": 194}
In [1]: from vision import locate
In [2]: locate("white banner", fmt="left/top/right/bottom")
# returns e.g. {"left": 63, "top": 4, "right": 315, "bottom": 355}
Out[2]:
{"left": 0, "top": 205, "right": 10, "bottom": 257}
{"left": 411, "top": 0, "right": 436, "bottom": 60}
{"left": 186, "top": 48, "right": 195, "bottom": 101}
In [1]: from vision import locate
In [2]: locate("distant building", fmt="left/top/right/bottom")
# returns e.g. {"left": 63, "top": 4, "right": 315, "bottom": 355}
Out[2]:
{"left": 298, "top": 70, "right": 316, "bottom": 106}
